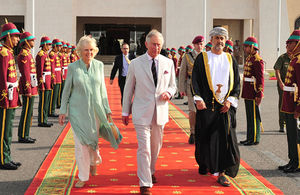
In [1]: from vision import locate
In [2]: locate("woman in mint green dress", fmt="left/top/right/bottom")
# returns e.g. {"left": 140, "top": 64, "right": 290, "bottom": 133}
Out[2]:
{"left": 59, "top": 35, "right": 121, "bottom": 188}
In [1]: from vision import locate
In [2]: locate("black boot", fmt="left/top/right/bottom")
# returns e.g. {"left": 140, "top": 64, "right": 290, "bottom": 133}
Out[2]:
{"left": 188, "top": 133, "right": 195, "bottom": 144}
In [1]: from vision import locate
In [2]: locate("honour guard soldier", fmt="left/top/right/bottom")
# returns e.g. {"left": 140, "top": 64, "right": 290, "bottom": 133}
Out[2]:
{"left": 62, "top": 41, "right": 69, "bottom": 91}
{"left": 279, "top": 30, "right": 300, "bottom": 173}
{"left": 185, "top": 45, "right": 193, "bottom": 53}
{"left": 57, "top": 41, "right": 67, "bottom": 108}
{"left": 177, "top": 46, "right": 185, "bottom": 73}
{"left": 36, "top": 36, "right": 53, "bottom": 127}
{"left": 179, "top": 35, "right": 205, "bottom": 144}
{"left": 175, "top": 46, "right": 185, "bottom": 99}
{"left": 17, "top": 31, "right": 38, "bottom": 143}
{"left": 224, "top": 40, "right": 234, "bottom": 55}
{"left": 0, "top": 21, "right": 22, "bottom": 170}
{"left": 166, "top": 48, "right": 172, "bottom": 59}
{"left": 205, "top": 42, "right": 212, "bottom": 52}
{"left": 66, "top": 42, "right": 72, "bottom": 64}
{"left": 240, "top": 37, "right": 264, "bottom": 146}
{"left": 178, "top": 46, "right": 185, "bottom": 64}
{"left": 274, "top": 49, "right": 291, "bottom": 132}
{"left": 48, "top": 39, "right": 62, "bottom": 117}
{"left": 70, "top": 45, "right": 79, "bottom": 63}
{"left": 170, "top": 48, "right": 178, "bottom": 75}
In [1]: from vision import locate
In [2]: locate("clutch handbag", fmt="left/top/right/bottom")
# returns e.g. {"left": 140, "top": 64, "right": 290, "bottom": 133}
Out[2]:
{"left": 108, "top": 115, "right": 119, "bottom": 140}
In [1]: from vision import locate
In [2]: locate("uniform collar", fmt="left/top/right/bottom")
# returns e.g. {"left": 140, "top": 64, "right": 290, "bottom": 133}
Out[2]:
{"left": 3, "top": 44, "right": 13, "bottom": 53}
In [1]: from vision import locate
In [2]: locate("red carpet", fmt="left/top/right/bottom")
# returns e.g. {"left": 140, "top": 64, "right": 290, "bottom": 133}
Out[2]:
{"left": 25, "top": 78, "right": 283, "bottom": 195}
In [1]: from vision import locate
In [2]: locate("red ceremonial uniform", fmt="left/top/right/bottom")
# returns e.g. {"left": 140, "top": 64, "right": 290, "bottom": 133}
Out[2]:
{"left": 241, "top": 53, "right": 264, "bottom": 99}
{"left": 0, "top": 45, "right": 20, "bottom": 108}
{"left": 172, "top": 55, "right": 178, "bottom": 75}
{"left": 70, "top": 53, "right": 79, "bottom": 63}
{"left": 36, "top": 50, "right": 52, "bottom": 90}
{"left": 64, "top": 53, "right": 70, "bottom": 79}
{"left": 49, "top": 50, "right": 62, "bottom": 84}
{"left": 17, "top": 48, "right": 38, "bottom": 96}
{"left": 49, "top": 52, "right": 56, "bottom": 86}
{"left": 59, "top": 52, "right": 68, "bottom": 81}
{"left": 281, "top": 53, "right": 300, "bottom": 113}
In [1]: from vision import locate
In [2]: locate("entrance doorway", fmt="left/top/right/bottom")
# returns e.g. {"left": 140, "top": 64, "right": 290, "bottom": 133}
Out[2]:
{"left": 85, "top": 24, "right": 150, "bottom": 55}
{"left": 77, "top": 17, "right": 161, "bottom": 56}
{"left": 214, "top": 19, "right": 244, "bottom": 64}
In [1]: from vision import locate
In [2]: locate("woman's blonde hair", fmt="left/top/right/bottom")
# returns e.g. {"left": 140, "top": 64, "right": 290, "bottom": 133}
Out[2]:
{"left": 76, "top": 35, "right": 99, "bottom": 58}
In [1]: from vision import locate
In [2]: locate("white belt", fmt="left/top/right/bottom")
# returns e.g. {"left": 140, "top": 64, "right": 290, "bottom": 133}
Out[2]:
{"left": 283, "top": 86, "right": 295, "bottom": 92}
{"left": 62, "top": 67, "right": 68, "bottom": 70}
{"left": 43, "top": 72, "right": 51, "bottom": 83}
{"left": 244, "top": 77, "right": 255, "bottom": 82}
{"left": 7, "top": 82, "right": 18, "bottom": 100}
{"left": 30, "top": 74, "right": 38, "bottom": 87}
{"left": 7, "top": 81, "right": 18, "bottom": 88}
{"left": 55, "top": 68, "right": 61, "bottom": 71}
{"left": 43, "top": 72, "right": 51, "bottom": 76}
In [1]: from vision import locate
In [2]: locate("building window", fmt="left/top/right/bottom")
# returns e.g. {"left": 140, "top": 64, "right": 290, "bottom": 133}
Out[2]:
{"left": 295, "top": 16, "right": 300, "bottom": 30}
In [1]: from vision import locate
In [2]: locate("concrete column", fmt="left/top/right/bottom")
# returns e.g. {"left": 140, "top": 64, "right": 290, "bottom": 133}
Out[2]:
{"left": 35, "top": 0, "right": 74, "bottom": 47}
{"left": 243, "top": 19, "right": 252, "bottom": 41}
{"left": 25, "top": 0, "right": 36, "bottom": 55}
{"left": 165, "top": 0, "right": 203, "bottom": 48}
{"left": 259, "top": 0, "right": 277, "bottom": 70}
{"left": 161, "top": 0, "right": 167, "bottom": 47}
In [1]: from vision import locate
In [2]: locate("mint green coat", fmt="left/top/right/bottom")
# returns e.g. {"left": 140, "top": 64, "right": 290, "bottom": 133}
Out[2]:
{"left": 60, "top": 59, "right": 122, "bottom": 150}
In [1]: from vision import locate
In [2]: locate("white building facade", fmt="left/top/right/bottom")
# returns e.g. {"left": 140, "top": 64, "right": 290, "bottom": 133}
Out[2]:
{"left": 0, "top": 0, "right": 293, "bottom": 69}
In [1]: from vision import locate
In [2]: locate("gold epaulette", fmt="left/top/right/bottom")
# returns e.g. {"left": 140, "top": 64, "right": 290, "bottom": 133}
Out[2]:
{"left": 49, "top": 51, "right": 54, "bottom": 57}
{"left": 296, "top": 55, "right": 300, "bottom": 64}
{"left": 0, "top": 47, "right": 8, "bottom": 57}
{"left": 38, "top": 50, "right": 45, "bottom": 57}
{"left": 21, "top": 49, "right": 28, "bottom": 56}
{"left": 254, "top": 53, "right": 262, "bottom": 62}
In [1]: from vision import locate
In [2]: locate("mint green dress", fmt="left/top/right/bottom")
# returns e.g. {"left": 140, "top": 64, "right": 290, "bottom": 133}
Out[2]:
{"left": 60, "top": 59, "right": 122, "bottom": 150}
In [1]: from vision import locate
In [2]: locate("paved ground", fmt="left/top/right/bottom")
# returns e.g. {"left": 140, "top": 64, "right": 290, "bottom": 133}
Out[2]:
{"left": 0, "top": 64, "right": 299, "bottom": 194}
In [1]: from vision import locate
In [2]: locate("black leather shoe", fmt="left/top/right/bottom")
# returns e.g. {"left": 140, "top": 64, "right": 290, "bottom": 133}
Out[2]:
{"left": 198, "top": 166, "right": 208, "bottom": 175}
{"left": 140, "top": 186, "right": 151, "bottom": 195}
{"left": 188, "top": 134, "right": 195, "bottom": 144}
{"left": 28, "top": 137, "right": 36, "bottom": 141}
{"left": 278, "top": 163, "right": 290, "bottom": 170}
{"left": 49, "top": 113, "right": 59, "bottom": 117}
{"left": 240, "top": 140, "right": 249, "bottom": 144}
{"left": 152, "top": 174, "right": 157, "bottom": 183}
{"left": 10, "top": 161, "right": 21, "bottom": 167}
{"left": 183, "top": 101, "right": 188, "bottom": 105}
{"left": 283, "top": 165, "right": 300, "bottom": 173}
{"left": 0, "top": 162, "right": 18, "bottom": 170}
{"left": 18, "top": 137, "right": 35, "bottom": 143}
{"left": 175, "top": 95, "right": 183, "bottom": 99}
{"left": 279, "top": 128, "right": 284, "bottom": 132}
{"left": 243, "top": 141, "right": 259, "bottom": 146}
{"left": 38, "top": 123, "right": 52, "bottom": 127}
{"left": 243, "top": 141, "right": 254, "bottom": 145}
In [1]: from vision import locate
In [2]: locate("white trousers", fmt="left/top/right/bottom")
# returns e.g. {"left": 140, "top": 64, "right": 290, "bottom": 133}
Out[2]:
{"left": 73, "top": 132, "right": 102, "bottom": 181}
{"left": 134, "top": 117, "right": 164, "bottom": 187}
{"left": 73, "top": 115, "right": 102, "bottom": 181}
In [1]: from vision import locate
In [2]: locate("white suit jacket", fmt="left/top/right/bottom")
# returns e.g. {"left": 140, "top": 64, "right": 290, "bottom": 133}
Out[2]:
{"left": 122, "top": 53, "right": 177, "bottom": 125}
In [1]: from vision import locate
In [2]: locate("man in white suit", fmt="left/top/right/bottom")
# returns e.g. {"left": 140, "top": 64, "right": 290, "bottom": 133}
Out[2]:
{"left": 122, "top": 29, "right": 177, "bottom": 195}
